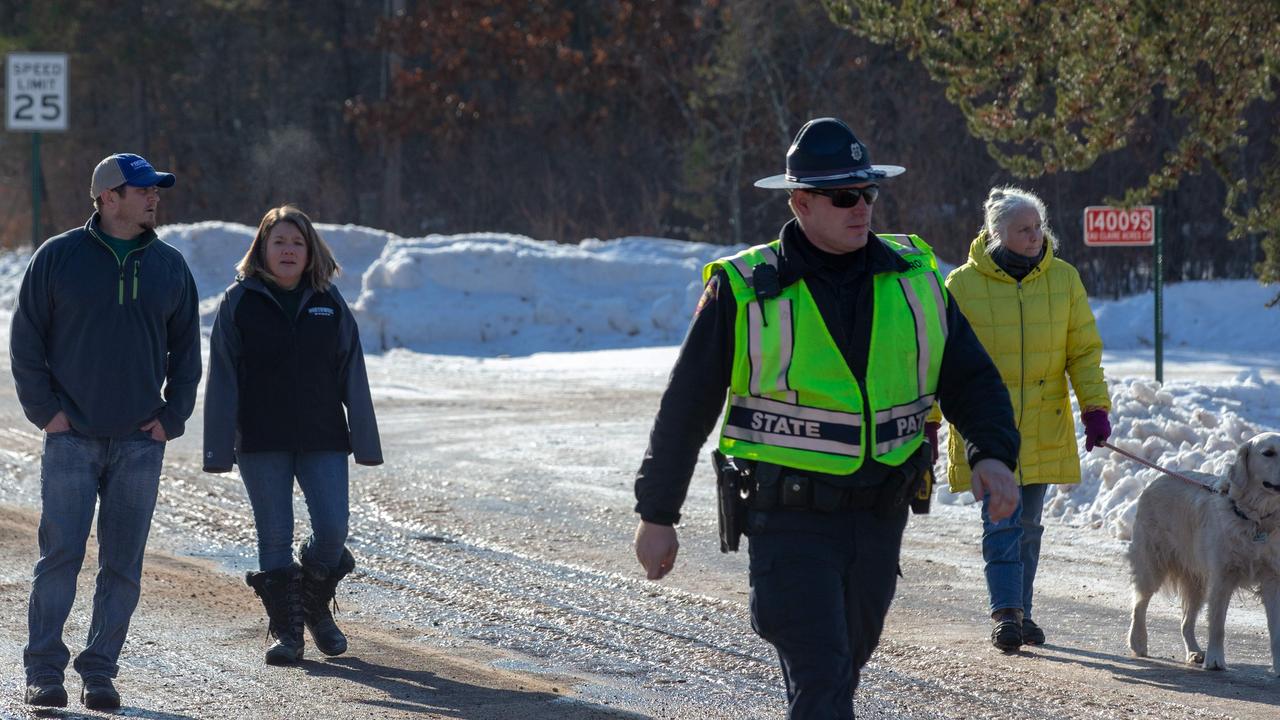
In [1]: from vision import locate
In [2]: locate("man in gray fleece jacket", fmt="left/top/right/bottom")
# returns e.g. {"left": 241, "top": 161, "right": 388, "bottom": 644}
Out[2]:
{"left": 9, "top": 153, "right": 200, "bottom": 711}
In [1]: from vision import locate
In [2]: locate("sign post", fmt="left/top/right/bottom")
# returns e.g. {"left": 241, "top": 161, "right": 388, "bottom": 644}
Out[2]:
{"left": 1154, "top": 208, "right": 1163, "bottom": 383}
{"left": 1083, "top": 205, "right": 1162, "bottom": 382}
{"left": 6, "top": 52, "right": 69, "bottom": 247}
{"left": 32, "top": 133, "right": 41, "bottom": 247}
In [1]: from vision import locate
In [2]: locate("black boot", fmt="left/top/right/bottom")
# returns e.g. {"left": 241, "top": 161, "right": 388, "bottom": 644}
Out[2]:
{"left": 80, "top": 676, "right": 120, "bottom": 711}
{"left": 24, "top": 680, "right": 67, "bottom": 708}
{"left": 300, "top": 543, "right": 356, "bottom": 657}
{"left": 245, "top": 564, "right": 306, "bottom": 665}
{"left": 990, "top": 608, "right": 1024, "bottom": 652}
{"left": 1022, "top": 617, "right": 1046, "bottom": 645}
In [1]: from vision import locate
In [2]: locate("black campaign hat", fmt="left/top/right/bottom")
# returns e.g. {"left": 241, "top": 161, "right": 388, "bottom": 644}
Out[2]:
{"left": 754, "top": 117, "right": 905, "bottom": 189}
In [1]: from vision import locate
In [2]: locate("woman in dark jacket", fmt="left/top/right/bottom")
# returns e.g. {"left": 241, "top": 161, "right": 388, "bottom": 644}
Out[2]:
{"left": 203, "top": 204, "right": 382, "bottom": 665}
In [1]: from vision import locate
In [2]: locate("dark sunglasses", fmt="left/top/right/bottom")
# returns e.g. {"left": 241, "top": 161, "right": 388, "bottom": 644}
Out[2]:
{"left": 806, "top": 185, "right": 879, "bottom": 208}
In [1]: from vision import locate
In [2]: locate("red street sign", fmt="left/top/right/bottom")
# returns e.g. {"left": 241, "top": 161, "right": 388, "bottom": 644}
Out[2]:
{"left": 1083, "top": 206, "right": 1155, "bottom": 246}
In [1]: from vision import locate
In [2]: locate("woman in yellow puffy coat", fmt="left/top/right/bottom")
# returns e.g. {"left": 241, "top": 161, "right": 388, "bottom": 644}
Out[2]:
{"left": 934, "top": 186, "right": 1111, "bottom": 651}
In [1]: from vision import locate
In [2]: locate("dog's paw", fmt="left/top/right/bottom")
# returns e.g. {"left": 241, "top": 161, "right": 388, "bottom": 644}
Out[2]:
{"left": 1186, "top": 650, "right": 1205, "bottom": 664}
{"left": 1128, "top": 629, "right": 1148, "bottom": 657}
{"left": 1202, "top": 650, "right": 1227, "bottom": 671}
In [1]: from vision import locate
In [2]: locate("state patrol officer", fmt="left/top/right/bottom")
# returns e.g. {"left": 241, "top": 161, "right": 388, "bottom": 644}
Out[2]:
{"left": 633, "top": 118, "right": 1022, "bottom": 719}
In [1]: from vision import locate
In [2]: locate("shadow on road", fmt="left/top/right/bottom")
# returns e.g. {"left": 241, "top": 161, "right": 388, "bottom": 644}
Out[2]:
{"left": 1035, "top": 643, "right": 1279, "bottom": 707}
{"left": 299, "top": 655, "right": 646, "bottom": 719}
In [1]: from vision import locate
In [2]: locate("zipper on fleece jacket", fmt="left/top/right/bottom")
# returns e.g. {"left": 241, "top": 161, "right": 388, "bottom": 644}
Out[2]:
{"left": 87, "top": 226, "right": 147, "bottom": 305}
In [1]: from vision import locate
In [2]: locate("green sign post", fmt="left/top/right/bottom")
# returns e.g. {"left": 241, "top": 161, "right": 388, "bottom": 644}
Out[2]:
{"left": 6, "top": 52, "right": 69, "bottom": 247}
{"left": 1083, "top": 205, "right": 1161, "bottom": 382}
{"left": 1153, "top": 208, "right": 1163, "bottom": 383}
{"left": 31, "top": 133, "right": 42, "bottom": 246}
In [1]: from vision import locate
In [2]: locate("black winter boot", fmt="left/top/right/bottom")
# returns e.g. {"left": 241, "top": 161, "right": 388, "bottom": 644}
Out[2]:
{"left": 299, "top": 542, "right": 356, "bottom": 656}
{"left": 246, "top": 565, "right": 306, "bottom": 665}
{"left": 990, "top": 608, "right": 1024, "bottom": 652}
{"left": 1022, "top": 617, "right": 1046, "bottom": 645}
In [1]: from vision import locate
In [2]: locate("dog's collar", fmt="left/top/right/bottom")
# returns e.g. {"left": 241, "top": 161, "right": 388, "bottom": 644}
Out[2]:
{"left": 1230, "top": 500, "right": 1275, "bottom": 523}
{"left": 1231, "top": 500, "right": 1276, "bottom": 543}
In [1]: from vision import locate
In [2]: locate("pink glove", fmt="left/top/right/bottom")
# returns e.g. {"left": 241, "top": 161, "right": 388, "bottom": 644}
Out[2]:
{"left": 925, "top": 421, "right": 940, "bottom": 464}
{"left": 1082, "top": 409, "right": 1111, "bottom": 452}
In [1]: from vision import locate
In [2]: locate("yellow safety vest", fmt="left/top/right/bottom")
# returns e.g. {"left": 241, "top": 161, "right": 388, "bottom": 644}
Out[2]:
{"left": 705, "top": 235, "right": 948, "bottom": 475}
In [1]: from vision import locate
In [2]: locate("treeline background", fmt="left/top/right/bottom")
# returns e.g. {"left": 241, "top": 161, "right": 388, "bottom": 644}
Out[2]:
{"left": 0, "top": 0, "right": 1270, "bottom": 298}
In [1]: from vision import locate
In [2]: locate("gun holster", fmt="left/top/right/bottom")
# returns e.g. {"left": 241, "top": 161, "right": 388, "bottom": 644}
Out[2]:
{"left": 911, "top": 467, "right": 934, "bottom": 515}
{"left": 876, "top": 443, "right": 933, "bottom": 517}
{"left": 912, "top": 437, "right": 938, "bottom": 515}
{"left": 712, "top": 450, "right": 754, "bottom": 553}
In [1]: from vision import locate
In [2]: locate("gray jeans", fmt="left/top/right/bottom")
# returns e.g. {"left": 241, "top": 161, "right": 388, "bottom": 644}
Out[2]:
{"left": 24, "top": 429, "right": 164, "bottom": 683}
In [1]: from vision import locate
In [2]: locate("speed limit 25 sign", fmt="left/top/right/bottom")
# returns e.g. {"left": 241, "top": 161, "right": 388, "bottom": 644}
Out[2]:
{"left": 1082, "top": 205, "right": 1155, "bottom": 247}
{"left": 6, "top": 53, "right": 68, "bottom": 132}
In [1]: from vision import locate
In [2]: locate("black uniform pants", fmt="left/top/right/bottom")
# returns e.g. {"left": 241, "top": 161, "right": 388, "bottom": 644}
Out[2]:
{"left": 746, "top": 504, "right": 910, "bottom": 720}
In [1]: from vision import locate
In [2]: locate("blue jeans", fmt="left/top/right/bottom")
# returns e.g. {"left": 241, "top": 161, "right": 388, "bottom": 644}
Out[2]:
{"left": 25, "top": 429, "right": 165, "bottom": 684}
{"left": 237, "top": 451, "right": 349, "bottom": 571}
{"left": 981, "top": 483, "right": 1048, "bottom": 617}
{"left": 747, "top": 506, "right": 909, "bottom": 720}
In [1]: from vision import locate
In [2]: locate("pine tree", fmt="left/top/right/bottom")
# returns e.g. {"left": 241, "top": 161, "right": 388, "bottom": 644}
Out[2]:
{"left": 826, "top": 0, "right": 1280, "bottom": 290}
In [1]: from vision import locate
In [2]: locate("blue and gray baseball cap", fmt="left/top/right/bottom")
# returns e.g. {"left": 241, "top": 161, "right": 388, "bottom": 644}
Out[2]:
{"left": 89, "top": 153, "right": 176, "bottom": 199}
{"left": 754, "top": 117, "right": 904, "bottom": 189}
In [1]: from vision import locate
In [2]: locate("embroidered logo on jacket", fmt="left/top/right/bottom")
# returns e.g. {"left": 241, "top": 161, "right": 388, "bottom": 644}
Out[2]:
{"left": 694, "top": 275, "right": 719, "bottom": 318}
{"left": 308, "top": 306, "right": 336, "bottom": 317}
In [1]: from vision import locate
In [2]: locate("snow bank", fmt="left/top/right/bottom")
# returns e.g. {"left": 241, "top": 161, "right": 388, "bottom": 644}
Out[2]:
{"left": 352, "top": 234, "right": 733, "bottom": 355}
{"left": 156, "top": 221, "right": 396, "bottom": 320}
{"left": 937, "top": 370, "right": 1280, "bottom": 540}
{"left": 0, "top": 224, "right": 732, "bottom": 355}
{"left": 6, "top": 225, "right": 1277, "bottom": 360}
{"left": 0, "top": 251, "right": 29, "bottom": 311}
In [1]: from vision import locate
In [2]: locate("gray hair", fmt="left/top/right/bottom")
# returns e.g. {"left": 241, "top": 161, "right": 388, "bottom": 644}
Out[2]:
{"left": 982, "top": 186, "right": 1057, "bottom": 253}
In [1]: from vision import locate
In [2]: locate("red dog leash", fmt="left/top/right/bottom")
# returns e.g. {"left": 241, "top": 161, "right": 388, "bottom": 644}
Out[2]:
{"left": 1097, "top": 440, "right": 1219, "bottom": 493}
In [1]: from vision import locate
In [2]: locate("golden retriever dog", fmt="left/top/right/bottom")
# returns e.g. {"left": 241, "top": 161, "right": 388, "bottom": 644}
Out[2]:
{"left": 1127, "top": 431, "right": 1280, "bottom": 675}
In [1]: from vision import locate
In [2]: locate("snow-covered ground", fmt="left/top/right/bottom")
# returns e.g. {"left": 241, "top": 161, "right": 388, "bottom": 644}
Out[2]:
{"left": 2, "top": 222, "right": 1277, "bottom": 545}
